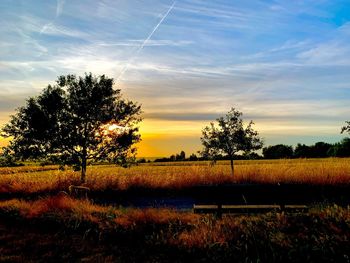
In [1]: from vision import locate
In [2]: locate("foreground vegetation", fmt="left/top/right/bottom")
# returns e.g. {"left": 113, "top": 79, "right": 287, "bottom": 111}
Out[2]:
{"left": 0, "top": 195, "right": 349, "bottom": 262}
{"left": 0, "top": 158, "right": 349, "bottom": 196}
{"left": 0, "top": 158, "right": 349, "bottom": 261}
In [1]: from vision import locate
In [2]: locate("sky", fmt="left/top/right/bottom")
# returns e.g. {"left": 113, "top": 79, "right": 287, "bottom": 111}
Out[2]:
{"left": 1, "top": 0, "right": 350, "bottom": 157}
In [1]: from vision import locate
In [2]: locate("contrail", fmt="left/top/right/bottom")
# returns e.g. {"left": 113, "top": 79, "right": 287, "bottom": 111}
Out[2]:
{"left": 40, "top": 0, "right": 65, "bottom": 34}
{"left": 56, "top": 0, "right": 65, "bottom": 17}
{"left": 116, "top": 1, "right": 176, "bottom": 82}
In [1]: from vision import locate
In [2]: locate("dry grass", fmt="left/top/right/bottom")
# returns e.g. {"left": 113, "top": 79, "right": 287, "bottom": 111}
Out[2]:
{"left": 0, "top": 195, "right": 105, "bottom": 220}
{"left": 87, "top": 158, "right": 350, "bottom": 190}
{"left": 0, "top": 195, "right": 349, "bottom": 262}
{"left": 0, "top": 165, "right": 58, "bottom": 175}
{"left": 0, "top": 158, "right": 349, "bottom": 195}
{"left": 0, "top": 160, "right": 349, "bottom": 261}
{"left": 0, "top": 169, "right": 79, "bottom": 194}
{"left": 173, "top": 204, "right": 350, "bottom": 251}
{"left": 0, "top": 195, "right": 199, "bottom": 229}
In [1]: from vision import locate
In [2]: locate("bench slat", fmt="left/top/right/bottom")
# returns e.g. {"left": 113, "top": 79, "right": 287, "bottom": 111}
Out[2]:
{"left": 193, "top": 204, "right": 308, "bottom": 214}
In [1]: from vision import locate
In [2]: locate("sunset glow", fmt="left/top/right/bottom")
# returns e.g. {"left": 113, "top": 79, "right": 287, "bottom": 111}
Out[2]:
{"left": 1, "top": 1, "right": 350, "bottom": 157}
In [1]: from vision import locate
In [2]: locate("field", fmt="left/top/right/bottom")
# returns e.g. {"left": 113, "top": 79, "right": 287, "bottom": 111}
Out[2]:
{"left": 1, "top": 158, "right": 350, "bottom": 196}
{"left": 0, "top": 158, "right": 350, "bottom": 262}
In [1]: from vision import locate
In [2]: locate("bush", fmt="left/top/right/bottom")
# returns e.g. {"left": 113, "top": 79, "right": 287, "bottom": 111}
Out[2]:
{"left": 0, "top": 154, "right": 23, "bottom": 167}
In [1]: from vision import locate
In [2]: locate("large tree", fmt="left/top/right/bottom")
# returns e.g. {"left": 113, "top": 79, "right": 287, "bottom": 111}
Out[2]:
{"left": 2, "top": 73, "right": 142, "bottom": 183}
{"left": 200, "top": 108, "right": 263, "bottom": 177}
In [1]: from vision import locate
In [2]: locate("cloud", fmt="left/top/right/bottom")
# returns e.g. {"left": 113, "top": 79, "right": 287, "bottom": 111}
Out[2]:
{"left": 269, "top": 5, "right": 286, "bottom": 12}
{"left": 338, "top": 22, "right": 350, "bottom": 35}
{"left": 141, "top": 99, "right": 350, "bottom": 122}
{"left": 0, "top": 97, "right": 27, "bottom": 111}
{"left": 1, "top": 0, "right": 350, "bottom": 155}
{"left": 5, "top": 14, "right": 89, "bottom": 40}
{"left": 39, "top": 21, "right": 88, "bottom": 38}
{"left": 56, "top": 56, "right": 122, "bottom": 76}
{"left": 144, "top": 112, "right": 221, "bottom": 121}
{"left": 244, "top": 40, "right": 310, "bottom": 60}
{"left": 297, "top": 42, "right": 350, "bottom": 66}
{"left": 56, "top": 0, "right": 65, "bottom": 17}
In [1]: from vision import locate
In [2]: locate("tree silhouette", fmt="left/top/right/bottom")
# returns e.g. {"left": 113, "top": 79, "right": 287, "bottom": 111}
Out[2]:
{"left": 293, "top": 144, "right": 312, "bottom": 158}
{"left": 341, "top": 121, "right": 350, "bottom": 136}
{"left": 263, "top": 144, "right": 293, "bottom": 159}
{"left": 176, "top": 150, "right": 186, "bottom": 161}
{"left": 200, "top": 108, "right": 263, "bottom": 177}
{"left": 328, "top": 138, "right": 350, "bottom": 157}
{"left": 2, "top": 73, "right": 142, "bottom": 183}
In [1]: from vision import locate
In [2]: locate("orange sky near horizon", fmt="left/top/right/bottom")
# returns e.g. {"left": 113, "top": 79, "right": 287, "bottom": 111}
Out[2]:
{"left": 136, "top": 119, "right": 204, "bottom": 157}
{"left": 0, "top": 137, "right": 10, "bottom": 149}
{"left": 1, "top": 116, "right": 345, "bottom": 158}
{"left": 0, "top": 118, "right": 204, "bottom": 158}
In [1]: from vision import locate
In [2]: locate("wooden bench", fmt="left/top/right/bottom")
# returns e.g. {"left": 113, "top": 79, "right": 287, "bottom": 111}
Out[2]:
{"left": 190, "top": 183, "right": 350, "bottom": 216}
{"left": 193, "top": 204, "right": 308, "bottom": 215}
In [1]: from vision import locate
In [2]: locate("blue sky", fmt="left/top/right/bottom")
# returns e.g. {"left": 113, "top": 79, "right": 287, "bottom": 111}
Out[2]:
{"left": 1, "top": 0, "right": 350, "bottom": 156}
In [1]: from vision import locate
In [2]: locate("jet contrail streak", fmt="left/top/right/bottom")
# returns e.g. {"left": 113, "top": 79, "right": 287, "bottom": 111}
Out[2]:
{"left": 40, "top": 0, "right": 65, "bottom": 34}
{"left": 56, "top": 0, "right": 65, "bottom": 17}
{"left": 116, "top": 1, "right": 176, "bottom": 82}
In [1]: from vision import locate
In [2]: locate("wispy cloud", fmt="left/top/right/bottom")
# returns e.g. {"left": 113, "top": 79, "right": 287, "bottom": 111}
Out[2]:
{"left": 297, "top": 42, "right": 350, "bottom": 66}
{"left": 5, "top": 14, "right": 89, "bottom": 40}
{"left": 40, "top": 22, "right": 88, "bottom": 38}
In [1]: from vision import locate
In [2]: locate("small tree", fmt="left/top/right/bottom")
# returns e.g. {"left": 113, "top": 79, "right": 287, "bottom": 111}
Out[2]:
{"left": 294, "top": 143, "right": 313, "bottom": 158}
{"left": 189, "top": 153, "right": 198, "bottom": 161}
{"left": 342, "top": 121, "right": 350, "bottom": 136}
{"left": 2, "top": 73, "right": 142, "bottom": 183}
{"left": 340, "top": 122, "right": 350, "bottom": 157}
{"left": 312, "top": 142, "right": 332, "bottom": 158}
{"left": 200, "top": 108, "right": 263, "bottom": 177}
{"left": 328, "top": 138, "right": 350, "bottom": 157}
{"left": 176, "top": 150, "right": 186, "bottom": 161}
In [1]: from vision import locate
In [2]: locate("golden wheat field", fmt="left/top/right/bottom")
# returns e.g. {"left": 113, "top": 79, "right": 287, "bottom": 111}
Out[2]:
{"left": 0, "top": 158, "right": 350, "bottom": 194}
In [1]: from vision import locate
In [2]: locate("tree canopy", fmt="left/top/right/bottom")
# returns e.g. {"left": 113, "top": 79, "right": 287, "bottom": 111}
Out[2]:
{"left": 263, "top": 144, "right": 294, "bottom": 159}
{"left": 1, "top": 73, "right": 142, "bottom": 182}
{"left": 200, "top": 108, "right": 263, "bottom": 176}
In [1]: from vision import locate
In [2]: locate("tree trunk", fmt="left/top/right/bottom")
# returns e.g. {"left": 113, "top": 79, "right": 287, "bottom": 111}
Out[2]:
{"left": 230, "top": 158, "right": 234, "bottom": 177}
{"left": 81, "top": 145, "right": 87, "bottom": 184}
{"left": 81, "top": 156, "right": 86, "bottom": 184}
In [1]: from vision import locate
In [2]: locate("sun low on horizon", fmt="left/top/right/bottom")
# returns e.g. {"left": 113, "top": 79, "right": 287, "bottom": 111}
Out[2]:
{"left": 1, "top": 0, "right": 350, "bottom": 158}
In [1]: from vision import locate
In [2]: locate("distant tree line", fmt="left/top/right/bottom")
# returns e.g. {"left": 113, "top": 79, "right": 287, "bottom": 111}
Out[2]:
{"left": 263, "top": 138, "right": 350, "bottom": 159}
{"left": 154, "top": 151, "right": 199, "bottom": 163}
{"left": 153, "top": 151, "right": 261, "bottom": 163}
{"left": 150, "top": 138, "right": 350, "bottom": 163}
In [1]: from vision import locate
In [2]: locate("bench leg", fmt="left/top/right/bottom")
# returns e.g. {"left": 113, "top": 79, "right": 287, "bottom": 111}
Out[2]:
{"left": 216, "top": 204, "right": 222, "bottom": 219}
{"left": 280, "top": 204, "right": 285, "bottom": 212}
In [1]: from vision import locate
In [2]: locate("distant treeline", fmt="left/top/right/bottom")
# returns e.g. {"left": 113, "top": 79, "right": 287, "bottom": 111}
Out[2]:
{"left": 148, "top": 137, "right": 350, "bottom": 162}
{"left": 263, "top": 138, "right": 350, "bottom": 159}
{"left": 146, "top": 151, "right": 202, "bottom": 163}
